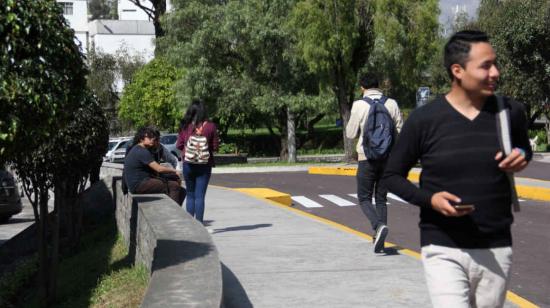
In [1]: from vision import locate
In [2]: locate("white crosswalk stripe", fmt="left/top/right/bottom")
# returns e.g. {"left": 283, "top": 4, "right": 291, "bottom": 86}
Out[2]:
{"left": 348, "top": 193, "right": 405, "bottom": 204}
{"left": 293, "top": 193, "right": 526, "bottom": 209}
{"left": 291, "top": 196, "right": 324, "bottom": 208}
{"left": 319, "top": 194, "right": 356, "bottom": 207}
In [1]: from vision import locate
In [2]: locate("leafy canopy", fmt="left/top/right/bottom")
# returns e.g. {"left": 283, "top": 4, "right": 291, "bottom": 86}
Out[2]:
{"left": 0, "top": 0, "right": 87, "bottom": 163}
{"left": 118, "top": 57, "right": 184, "bottom": 131}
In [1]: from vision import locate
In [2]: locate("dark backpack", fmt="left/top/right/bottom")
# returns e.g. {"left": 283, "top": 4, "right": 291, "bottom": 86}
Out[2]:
{"left": 362, "top": 96, "right": 395, "bottom": 160}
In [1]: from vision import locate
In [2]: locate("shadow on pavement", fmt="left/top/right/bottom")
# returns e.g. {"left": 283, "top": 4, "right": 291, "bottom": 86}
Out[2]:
{"left": 213, "top": 223, "right": 272, "bottom": 234}
{"left": 221, "top": 262, "right": 253, "bottom": 308}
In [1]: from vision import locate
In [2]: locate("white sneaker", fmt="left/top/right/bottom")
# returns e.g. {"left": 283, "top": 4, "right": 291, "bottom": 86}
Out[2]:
{"left": 374, "top": 225, "right": 388, "bottom": 253}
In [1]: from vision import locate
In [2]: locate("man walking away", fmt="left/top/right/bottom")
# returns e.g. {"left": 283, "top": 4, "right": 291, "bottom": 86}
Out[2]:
{"left": 383, "top": 30, "right": 532, "bottom": 307}
{"left": 346, "top": 74, "right": 403, "bottom": 253}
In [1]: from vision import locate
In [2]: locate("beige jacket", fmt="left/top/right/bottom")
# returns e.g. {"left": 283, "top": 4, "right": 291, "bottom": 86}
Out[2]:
{"left": 345, "top": 89, "right": 403, "bottom": 161}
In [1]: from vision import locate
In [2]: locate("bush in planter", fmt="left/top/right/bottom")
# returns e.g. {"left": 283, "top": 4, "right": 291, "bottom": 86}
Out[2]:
{"left": 218, "top": 143, "right": 238, "bottom": 155}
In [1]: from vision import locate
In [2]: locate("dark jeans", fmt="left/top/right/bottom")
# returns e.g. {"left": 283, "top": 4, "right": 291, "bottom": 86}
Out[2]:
{"left": 135, "top": 177, "right": 185, "bottom": 206}
{"left": 357, "top": 159, "right": 388, "bottom": 231}
{"left": 183, "top": 163, "right": 212, "bottom": 223}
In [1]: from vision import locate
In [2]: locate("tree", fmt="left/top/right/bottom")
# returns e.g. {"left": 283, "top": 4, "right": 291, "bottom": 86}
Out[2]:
{"left": 127, "top": 0, "right": 167, "bottom": 38}
{"left": 290, "top": 0, "right": 376, "bottom": 161}
{"left": 159, "top": 0, "right": 332, "bottom": 158}
{"left": 118, "top": 57, "right": 184, "bottom": 130}
{"left": 1, "top": 0, "right": 108, "bottom": 303}
{"left": 367, "top": 0, "right": 440, "bottom": 106}
{"left": 87, "top": 46, "right": 145, "bottom": 133}
{"left": 87, "top": 48, "right": 118, "bottom": 131}
{"left": 477, "top": 0, "right": 550, "bottom": 137}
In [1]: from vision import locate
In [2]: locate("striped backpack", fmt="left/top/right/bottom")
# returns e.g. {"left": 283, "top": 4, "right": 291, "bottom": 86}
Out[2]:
{"left": 184, "top": 123, "right": 210, "bottom": 164}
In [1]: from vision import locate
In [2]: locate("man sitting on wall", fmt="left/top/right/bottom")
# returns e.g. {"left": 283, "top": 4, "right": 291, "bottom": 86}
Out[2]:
{"left": 123, "top": 126, "right": 184, "bottom": 205}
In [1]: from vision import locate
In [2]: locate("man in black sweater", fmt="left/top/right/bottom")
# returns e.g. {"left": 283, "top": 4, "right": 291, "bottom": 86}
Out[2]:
{"left": 383, "top": 30, "right": 532, "bottom": 307}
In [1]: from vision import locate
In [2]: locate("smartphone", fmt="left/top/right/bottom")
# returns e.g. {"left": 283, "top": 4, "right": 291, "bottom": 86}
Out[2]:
{"left": 453, "top": 204, "right": 475, "bottom": 210}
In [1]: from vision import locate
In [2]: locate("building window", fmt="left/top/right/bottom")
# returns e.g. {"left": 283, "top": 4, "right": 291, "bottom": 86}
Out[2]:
{"left": 59, "top": 2, "right": 73, "bottom": 15}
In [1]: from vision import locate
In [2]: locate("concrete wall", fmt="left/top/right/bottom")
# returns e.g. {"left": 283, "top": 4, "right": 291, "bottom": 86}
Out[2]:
{"left": 102, "top": 164, "right": 223, "bottom": 307}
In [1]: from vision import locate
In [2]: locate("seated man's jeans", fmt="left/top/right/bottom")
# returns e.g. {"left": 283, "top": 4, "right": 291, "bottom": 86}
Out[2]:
{"left": 135, "top": 177, "right": 185, "bottom": 205}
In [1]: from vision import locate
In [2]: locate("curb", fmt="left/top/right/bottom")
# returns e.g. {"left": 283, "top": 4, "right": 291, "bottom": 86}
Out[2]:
{"left": 308, "top": 166, "right": 550, "bottom": 202}
{"left": 233, "top": 188, "right": 292, "bottom": 206}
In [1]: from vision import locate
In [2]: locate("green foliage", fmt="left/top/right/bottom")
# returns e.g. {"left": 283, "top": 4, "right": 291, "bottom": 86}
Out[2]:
{"left": 368, "top": 0, "right": 440, "bottom": 106}
{"left": 159, "top": 0, "right": 331, "bottom": 145}
{"left": 218, "top": 143, "right": 238, "bottom": 154}
{"left": 0, "top": 0, "right": 87, "bottom": 164}
{"left": 0, "top": 255, "right": 38, "bottom": 307}
{"left": 1, "top": 1, "right": 109, "bottom": 302}
{"left": 118, "top": 57, "right": 183, "bottom": 130}
{"left": 477, "top": 0, "right": 550, "bottom": 127}
{"left": 290, "top": 0, "right": 375, "bottom": 89}
{"left": 20, "top": 219, "right": 148, "bottom": 307}
{"left": 87, "top": 46, "right": 144, "bottom": 134}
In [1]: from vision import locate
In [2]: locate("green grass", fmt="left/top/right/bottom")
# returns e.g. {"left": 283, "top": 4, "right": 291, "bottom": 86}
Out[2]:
{"left": 12, "top": 216, "right": 149, "bottom": 308}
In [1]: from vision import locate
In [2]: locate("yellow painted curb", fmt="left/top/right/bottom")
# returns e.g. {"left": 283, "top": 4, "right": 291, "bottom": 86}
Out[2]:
{"left": 308, "top": 166, "right": 358, "bottom": 176}
{"left": 517, "top": 185, "right": 550, "bottom": 201}
{"left": 308, "top": 166, "right": 550, "bottom": 202}
{"left": 231, "top": 186, "right": 539, "bottom": 307}
{"left": 233, "top": 188, "right": 292, "bottom": 206}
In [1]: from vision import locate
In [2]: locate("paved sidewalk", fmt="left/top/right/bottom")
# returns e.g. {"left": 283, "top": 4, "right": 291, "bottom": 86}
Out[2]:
{"left": 206, "top": 186, "right": 519, "bottom": 307}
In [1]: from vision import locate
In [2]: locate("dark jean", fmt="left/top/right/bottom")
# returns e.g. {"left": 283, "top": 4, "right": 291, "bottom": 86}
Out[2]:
{"left": 182, "top": 162, "right": 212, "bottom": 223}
{"left": 357, "top": 159, "right": 388, "bottom": 231}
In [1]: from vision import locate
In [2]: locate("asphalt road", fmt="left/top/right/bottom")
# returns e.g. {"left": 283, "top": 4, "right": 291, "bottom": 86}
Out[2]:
{"left": 210, "top": 170, "right": 550, "bottom": 307}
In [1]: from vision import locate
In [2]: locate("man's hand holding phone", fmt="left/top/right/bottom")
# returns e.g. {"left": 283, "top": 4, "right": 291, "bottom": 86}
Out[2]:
{"left": 431, "top": 191, "right": 475, "bottom": 217}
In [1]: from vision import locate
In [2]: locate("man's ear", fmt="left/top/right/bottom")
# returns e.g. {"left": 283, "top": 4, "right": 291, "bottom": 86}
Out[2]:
{"left": 450, "top": 63, "right": 464, "bottom": 81}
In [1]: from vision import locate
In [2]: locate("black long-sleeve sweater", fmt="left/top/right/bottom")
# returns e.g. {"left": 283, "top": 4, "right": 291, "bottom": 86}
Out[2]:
{"left": 383, "top": 95, "right": 532, "bottom": 249}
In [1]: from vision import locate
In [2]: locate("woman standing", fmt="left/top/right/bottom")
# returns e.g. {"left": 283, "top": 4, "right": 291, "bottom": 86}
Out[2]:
{"left": 176, "top": 99, "right": 219, "bottom": 223}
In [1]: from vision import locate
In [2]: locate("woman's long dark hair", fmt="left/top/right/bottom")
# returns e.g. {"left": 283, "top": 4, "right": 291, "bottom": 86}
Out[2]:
{"left": 180, "top": 99, "right": 208, "bottom": 131}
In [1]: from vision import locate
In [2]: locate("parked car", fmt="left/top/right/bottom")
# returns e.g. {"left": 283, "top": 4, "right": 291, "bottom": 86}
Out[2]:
{"left": 104, "top": 137, "right": 131, "bottom": 163}
{"left": 160, "top": 133, "right": 181, "bottom": 161}
{"left": 0, "top": 168, "right": 23, "bottom": 223}
{"left": 109, "top": 138, "right": 132, "bottom": 163}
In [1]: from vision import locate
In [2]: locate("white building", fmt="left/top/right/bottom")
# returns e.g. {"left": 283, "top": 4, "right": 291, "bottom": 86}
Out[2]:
{"left": 56, "top": 0, "right": 161, "bottom": 59}
{"left": 118, "top": 0, "right": 153, "bottom": 21}
{"left": 88, "top": 19, "right": 155, "bottom": 61}
{"left": 58, "top": 0, "right": 89, "bottom": 51}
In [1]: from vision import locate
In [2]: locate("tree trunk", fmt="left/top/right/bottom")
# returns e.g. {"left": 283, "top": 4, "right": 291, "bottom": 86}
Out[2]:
{"left": 38, "top": 189, "right": 50, "bottom": 304}
{"left": 334, "top": 80, "right": 354, "bottom": 162}
{"left": 49, "top": 181, "right": 63, "bottom": 305}
{"left": 307, "top": 113, "right": 325, "bottom": 138}
{"left": 287, "top": 107, "right": 296, "bottom": 163}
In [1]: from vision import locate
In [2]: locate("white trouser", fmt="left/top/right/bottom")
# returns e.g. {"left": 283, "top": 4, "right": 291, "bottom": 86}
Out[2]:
{"left": 421, "top": 244, "right": 513, "bottom": 308}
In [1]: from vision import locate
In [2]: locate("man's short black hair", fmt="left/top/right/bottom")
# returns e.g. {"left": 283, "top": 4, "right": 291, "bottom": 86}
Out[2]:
{"left": 444, "top": 30, "right": 490, "bottom": 80}
{"left": 359, "top": 73, "right": 379, "bottom": 89}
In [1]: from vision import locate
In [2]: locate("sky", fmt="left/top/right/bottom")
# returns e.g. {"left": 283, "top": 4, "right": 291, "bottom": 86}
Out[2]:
{"left": 439, "top": 0, "right": 481, "bottom": 26}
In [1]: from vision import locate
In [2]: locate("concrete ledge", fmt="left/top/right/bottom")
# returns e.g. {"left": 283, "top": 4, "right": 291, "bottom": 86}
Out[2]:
{"left": 308, "top": 166, "right": 550, "bottom": 202}
{"left": 100, "top": 163, "right": 223, "bottom": 307}
{"left": 110, "top": 178, "right": 223, "bottom": 308}
{"left": 233, "top": 188, "right": 292, "bottom": 206}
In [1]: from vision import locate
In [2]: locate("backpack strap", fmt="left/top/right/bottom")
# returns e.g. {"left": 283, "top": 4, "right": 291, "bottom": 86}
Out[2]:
{"left": 362, "top": 95, "right": 388, "bottom": 105}
{"left": 495, "top": 95, "right": 520, "bottom": 212}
